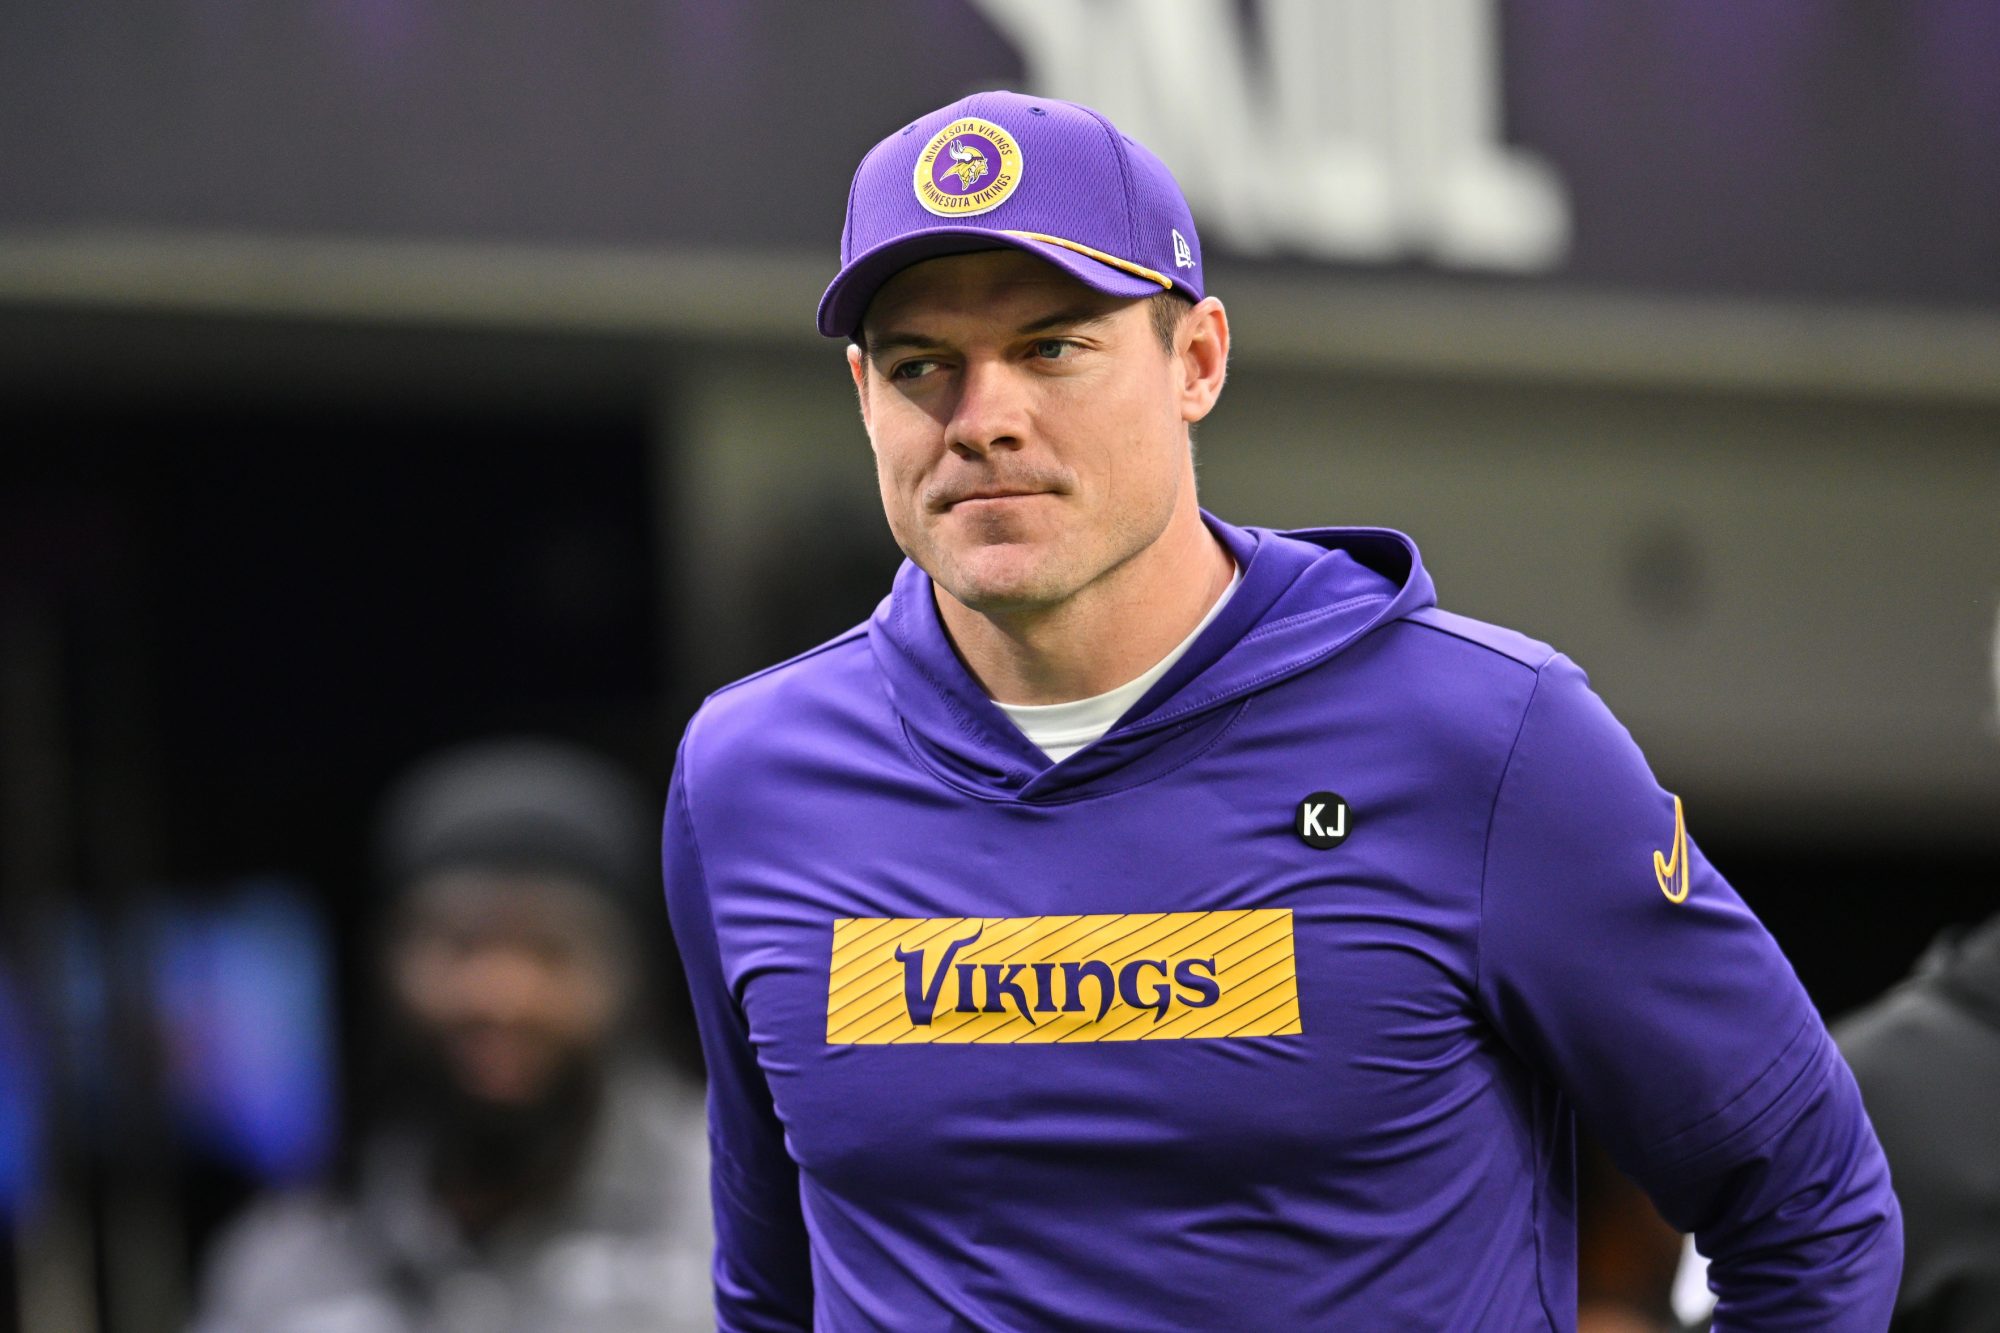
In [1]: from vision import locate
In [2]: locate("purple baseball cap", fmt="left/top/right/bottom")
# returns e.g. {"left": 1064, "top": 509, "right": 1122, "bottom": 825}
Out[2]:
{"left": 817, "top": 89, "right": 1204, "bottom": 338}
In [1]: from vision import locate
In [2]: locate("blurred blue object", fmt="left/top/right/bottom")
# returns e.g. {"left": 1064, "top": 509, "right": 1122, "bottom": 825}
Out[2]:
{"left": 150, "top": 883, "right": 337, "bottom": 1184}
{"left": 0, "top": 966, "right": 42, "bottom": 1221}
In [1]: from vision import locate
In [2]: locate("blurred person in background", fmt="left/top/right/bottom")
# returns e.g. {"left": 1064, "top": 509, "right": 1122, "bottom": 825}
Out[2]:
{"left": 191, "top": 739, "right": 711, "bottom": 1333}
{"left": 1674, "top": 611, "right": 2000, "bottom": 1332}
{"left": 1829, "top": 611, "right": 2000, "bottom": 1330}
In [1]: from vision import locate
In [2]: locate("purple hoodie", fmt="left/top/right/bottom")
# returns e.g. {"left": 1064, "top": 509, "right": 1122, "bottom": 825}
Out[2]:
{"left": 664, "top": 516, "right": 1900, "bottom": 1330}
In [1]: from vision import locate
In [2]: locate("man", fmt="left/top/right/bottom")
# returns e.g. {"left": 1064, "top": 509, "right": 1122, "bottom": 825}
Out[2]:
{"left": 1674, "top": 616, "right": 2000, "bottom": 1332}
{"left": 197, "top": 740, "right": 712, "bottom": 1333}
{"left": 1827, "top": 613, "right": 2000, "bottom": 1329}
{"left": 663, "top": 91, "right": 1900, "bottom": 1329}
{"left": 1837, "top": 912, "right": 2000, "bottom": 1330}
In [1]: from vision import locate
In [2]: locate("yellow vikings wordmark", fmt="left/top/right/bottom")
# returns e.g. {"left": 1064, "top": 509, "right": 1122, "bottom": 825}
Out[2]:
{"left": 825, "top": 909, "right": 1302, "bottom": 1045}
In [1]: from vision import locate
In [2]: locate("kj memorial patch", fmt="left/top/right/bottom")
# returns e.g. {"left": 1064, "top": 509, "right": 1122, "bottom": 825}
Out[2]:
{"left": 913, "top": 117, "right": 1024, "bottom": 217}
{"left": 825, "top": 909, "right": 1302, "bottom": 1045}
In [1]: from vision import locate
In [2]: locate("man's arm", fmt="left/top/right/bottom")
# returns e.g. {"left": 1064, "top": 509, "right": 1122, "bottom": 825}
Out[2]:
{"left": 1476, "top": 656, "right": 1901, "bottom": 1329}
{"left": 663, "top": 743, "right": 814, "bottom": 1330}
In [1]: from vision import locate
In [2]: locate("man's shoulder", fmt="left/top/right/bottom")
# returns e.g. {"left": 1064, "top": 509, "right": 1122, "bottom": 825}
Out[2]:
{"left": 600, "top": 1057, "right": 708, "bottom": 1166}
{"left": 681, "top": 621, "right": 879, "bottom": 765}
{"left": 194, "top": 1188, "right": 381, "bottom": 1325}
{"left": 1838, "top": 933, "right": 2000, "bottom": 1080}
{"left": 1298, "top": 605, "right": 1582, "bottom": 778}
{"left": 1343, "top": 605, "right": 1565, "bottom": 724}
{"left": 208, "top": 1187, "right": 355, "bottom": 1253}
{"left": 578, "top": 1059, "right": 711, "bottom": 1231}
{"left": 705, "top": 620, "right": 875, "bottom": 704}
{"left": 1387, "top": 606, "right": 1560, "bottom": 676}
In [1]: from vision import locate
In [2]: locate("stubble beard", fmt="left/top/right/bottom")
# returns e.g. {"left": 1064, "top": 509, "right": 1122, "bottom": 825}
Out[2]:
{"left": 919, "top": 495, "right": 1176, "bottom": 621}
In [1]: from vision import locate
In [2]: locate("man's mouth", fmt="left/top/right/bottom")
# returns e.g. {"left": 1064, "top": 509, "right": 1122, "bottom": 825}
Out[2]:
{"left": 942, "top": 488, "right": 1051, "bottom": 511}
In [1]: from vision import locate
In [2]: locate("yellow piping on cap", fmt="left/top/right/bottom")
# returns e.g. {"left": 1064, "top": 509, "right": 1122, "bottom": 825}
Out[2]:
{"left": 999, "top": 230, "right": 1175, "bottom": 291}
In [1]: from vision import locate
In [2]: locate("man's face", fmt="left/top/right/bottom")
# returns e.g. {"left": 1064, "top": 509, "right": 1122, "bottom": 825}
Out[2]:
{"left": 849, "top": 250, "right": 1195, "bottom": 614}
{"left": 390, "top": 870, "right": 624, "bottom": 1107}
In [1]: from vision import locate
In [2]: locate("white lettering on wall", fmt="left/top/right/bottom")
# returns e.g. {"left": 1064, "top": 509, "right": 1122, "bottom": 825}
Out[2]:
{"left": 970, "top": 0, "right": 1570, "bottom": 270}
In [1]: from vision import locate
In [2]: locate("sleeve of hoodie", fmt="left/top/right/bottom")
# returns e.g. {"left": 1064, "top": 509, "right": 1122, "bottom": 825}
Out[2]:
{"left": 1475, "top": 655, "right": 1901, "bottom": 1331}
{"left": 662, "top": 737, "right": 814, "bottom": 1331}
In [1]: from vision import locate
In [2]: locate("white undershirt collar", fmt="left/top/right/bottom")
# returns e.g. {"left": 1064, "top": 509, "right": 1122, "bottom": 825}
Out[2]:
{"left": 995, "top": 566, "right": 1241, "bottom": 764}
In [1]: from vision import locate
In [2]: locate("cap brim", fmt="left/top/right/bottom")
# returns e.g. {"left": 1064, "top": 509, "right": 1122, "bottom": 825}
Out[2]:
{"left": 817, "top": 227, "right": 1167, "bottom": 338}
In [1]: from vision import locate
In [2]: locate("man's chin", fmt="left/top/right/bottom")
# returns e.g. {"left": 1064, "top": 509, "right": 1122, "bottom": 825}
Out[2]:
{"left": 452, "top": 1075, "right": 552, "bottom": 1109}
{"left": 429, "top": 1049, "right": 602, "bottom": 1136}
{"left": 443, "top": 1054, "right": 564, "bottom": 1109}
{"left": 428, "top": 1032, "right": 569, "bottom": 1104}
{"left": 932, "top": 550, "right": 1072, "bottom": 615}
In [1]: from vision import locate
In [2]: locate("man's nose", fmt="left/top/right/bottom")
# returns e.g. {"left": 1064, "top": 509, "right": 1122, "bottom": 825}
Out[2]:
{"left": 945, "top": 357, "right": 1027, "bottom": 458}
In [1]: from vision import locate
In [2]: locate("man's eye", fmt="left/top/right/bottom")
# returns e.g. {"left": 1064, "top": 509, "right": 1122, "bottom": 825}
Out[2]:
{"left": 889, "top": 358, "right": 939, "bottom": 381}
{"left": 1032, "top": 339, "right": 1078, "bottom": 360}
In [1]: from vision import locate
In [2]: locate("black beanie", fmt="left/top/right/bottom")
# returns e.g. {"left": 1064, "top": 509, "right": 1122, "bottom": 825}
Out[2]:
{"left": 373, "top": 738, "right": 652, "bottom": 910}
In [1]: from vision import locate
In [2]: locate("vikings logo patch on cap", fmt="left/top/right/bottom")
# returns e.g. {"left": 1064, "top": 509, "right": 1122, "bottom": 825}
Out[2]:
{"left": 913, "top": 117, "right": 1023, "bottom": 217}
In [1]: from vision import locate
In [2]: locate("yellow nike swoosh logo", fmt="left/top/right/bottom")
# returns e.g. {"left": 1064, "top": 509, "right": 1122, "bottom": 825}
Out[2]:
{"left": 1653, "top": 795, "right": 1690, "bottom": 904}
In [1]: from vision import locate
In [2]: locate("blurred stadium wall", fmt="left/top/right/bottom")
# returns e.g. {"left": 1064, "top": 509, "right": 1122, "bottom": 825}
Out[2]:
{"left": 3, "top": 4, "right": 1997, "bottom": 1331}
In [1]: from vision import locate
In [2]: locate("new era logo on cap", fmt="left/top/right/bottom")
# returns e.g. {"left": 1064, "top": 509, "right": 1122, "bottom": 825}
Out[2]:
{"left": 818, "top": 90, "right": 1205, "bottom": 337}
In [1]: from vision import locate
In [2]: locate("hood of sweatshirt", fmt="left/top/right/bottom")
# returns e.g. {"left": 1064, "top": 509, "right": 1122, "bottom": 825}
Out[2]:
{"left": 867, "top": 512, "right": 1435, "bottom": 802}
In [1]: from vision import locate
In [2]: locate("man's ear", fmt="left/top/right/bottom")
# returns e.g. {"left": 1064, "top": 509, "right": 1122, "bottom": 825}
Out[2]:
{"left": 846, "top": 342, "right": 872, "bottom": 431}
{"left": 1176, "top": 297, "right": 1229, "bottom": 425}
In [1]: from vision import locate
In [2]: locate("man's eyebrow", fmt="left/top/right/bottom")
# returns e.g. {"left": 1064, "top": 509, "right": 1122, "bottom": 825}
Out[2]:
{"left": 863, "top": 330, "right": 942, "bottom": 357}
{"left": 865, "top": 304, "right": 1120, "bottom": 357}
{"left": 1015, "top": 305, "right": 1118, "bottom": 337}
